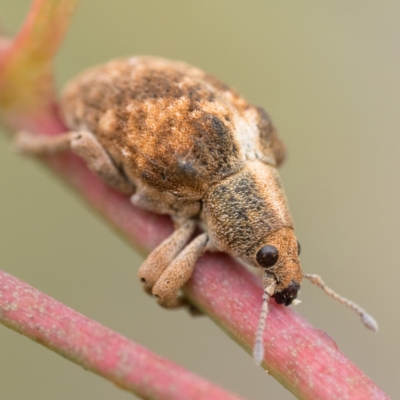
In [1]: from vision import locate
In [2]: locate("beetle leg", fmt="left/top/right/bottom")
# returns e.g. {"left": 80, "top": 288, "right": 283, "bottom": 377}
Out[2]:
{"left": 152, "top": 232, "right": 209, "bottom": 309}
{"left": 138, "top": 219, "right": 196, "bottom": 294}
{"left": 14, "top": 130, "right": 134, "bottom": 193}
{"left": 15, "top": 130, "right": 74, "bottom": 154}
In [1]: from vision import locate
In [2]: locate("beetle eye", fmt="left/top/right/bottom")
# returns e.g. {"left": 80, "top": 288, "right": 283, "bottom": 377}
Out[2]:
{"left": 297, "top": 241, "right": 301, "bottom": 256}
{"left": 256, "top": 245, "right": 279, "bottom": 268}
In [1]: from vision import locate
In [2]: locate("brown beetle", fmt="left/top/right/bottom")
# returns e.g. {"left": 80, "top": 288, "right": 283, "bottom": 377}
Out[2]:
{"left": 16, "top": 56, "right": 377, "bottom": 364}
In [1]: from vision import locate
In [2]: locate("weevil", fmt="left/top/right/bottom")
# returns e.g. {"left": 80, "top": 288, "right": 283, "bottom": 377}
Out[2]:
{"left": 16, "top": 57, "right": 378, "bottom": 364}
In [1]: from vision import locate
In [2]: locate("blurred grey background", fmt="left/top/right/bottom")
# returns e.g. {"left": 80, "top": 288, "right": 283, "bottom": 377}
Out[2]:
{"left": 0, "top": 1, "right": 399, "bottom": 399}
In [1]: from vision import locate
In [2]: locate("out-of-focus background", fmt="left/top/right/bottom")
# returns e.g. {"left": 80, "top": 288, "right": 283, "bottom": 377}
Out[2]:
{"left": 0, "top": 1, "right": 399, "bottom": 399}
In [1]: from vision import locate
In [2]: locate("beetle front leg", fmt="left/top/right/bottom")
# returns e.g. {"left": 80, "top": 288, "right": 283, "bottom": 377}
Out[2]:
{"left": 152, "top": 232, "right": 209, "bottom": 309}
{"left": 138, "top": 219, "right": 196, "bottom": 293}
{"left": 15, "top": 130, "right": 134, "bottom": 193}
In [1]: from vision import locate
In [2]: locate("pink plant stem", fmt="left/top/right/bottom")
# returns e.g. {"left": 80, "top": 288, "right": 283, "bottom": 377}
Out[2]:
{"left": 0, "top": 0, "right": 77, "bottom": 131}
{"left": 0, "top": 270, "right": 244, "bottom": 400}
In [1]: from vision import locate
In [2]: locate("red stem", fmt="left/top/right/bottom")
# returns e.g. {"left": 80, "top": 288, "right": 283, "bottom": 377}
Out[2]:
{"left": 0, "top": 270, "right": 244, "bottom": 400}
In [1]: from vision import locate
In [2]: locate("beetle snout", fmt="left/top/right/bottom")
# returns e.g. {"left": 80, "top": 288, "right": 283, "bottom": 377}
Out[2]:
{"left": 251, "top": 227, "right": 303, "bottom": 303}
{"left": 272, "top": 280, "right": 300, "bottom": 306}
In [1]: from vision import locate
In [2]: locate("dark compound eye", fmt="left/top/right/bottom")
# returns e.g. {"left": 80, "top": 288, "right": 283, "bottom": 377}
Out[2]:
{"left": 297, "top": 241, "right": 301, "bottom": 256}
{"left": 273, "top": 281, "right": 300, "bottom": 306}
{"left": 256, "top": 245, "right": 279, "bottom": 269}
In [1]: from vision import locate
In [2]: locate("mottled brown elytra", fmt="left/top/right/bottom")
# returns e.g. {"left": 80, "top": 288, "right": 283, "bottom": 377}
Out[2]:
{"left": 15, "top": 57, "right": 378, "bottom": 364}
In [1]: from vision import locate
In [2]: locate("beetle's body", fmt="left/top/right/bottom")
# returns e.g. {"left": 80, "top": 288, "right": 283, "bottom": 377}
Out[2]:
{"left": 15, "top": 56, "right": 378, "bottom": 362}
{"left": 61, "top": 57, "right": 284, "bottom": 210}
{"left": 18, "top": 57, "right": 303, "bottom": 308}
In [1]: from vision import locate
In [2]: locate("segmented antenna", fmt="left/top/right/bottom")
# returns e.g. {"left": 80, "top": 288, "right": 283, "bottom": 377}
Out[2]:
{"left": 303, "top": 273, "right": 378, "bottom": 332}
{"left": 253, "top": 281, "right": 276, "bottom": 366}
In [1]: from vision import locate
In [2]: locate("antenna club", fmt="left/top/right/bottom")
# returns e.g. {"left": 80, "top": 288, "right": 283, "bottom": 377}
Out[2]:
{"left": 253, "top": 341, "right": 264, "bottom": 366}
{"left": 361, "top": 313, "right": 379, "bottom": 332}
{"left": 303, "top": 273, "right": 379, "bottom": 332}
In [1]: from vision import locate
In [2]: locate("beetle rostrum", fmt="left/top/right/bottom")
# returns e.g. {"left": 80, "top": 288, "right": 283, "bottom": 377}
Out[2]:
{"left": 272, "top": 281, "right": 300, "bottom": 306}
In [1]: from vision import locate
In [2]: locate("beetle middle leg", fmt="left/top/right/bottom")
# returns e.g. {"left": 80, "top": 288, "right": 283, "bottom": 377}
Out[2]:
{"left": 152, "top": 232, "right": 209, "bottom": 309}
{"left": 14, "top": 130, "right": 134, "bottom": 193}
{"left": 138, "top": 219, "right": 196, "bottom": 293}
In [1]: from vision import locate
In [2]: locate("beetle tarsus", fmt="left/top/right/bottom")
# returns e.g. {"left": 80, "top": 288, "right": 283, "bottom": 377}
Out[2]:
{"left": 14, "top": 130, "right": 134, "bottom": 193}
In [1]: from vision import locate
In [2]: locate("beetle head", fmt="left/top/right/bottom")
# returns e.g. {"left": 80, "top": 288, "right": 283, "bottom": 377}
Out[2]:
{"left": 247, "top": 227, "right": 302, "bottom": 305}
{"left": 204, "top": 162, "right": 302, "bottom": 303}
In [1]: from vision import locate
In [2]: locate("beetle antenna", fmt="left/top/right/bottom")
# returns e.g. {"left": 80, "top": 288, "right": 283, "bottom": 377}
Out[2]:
{"left": 303, "top": 273, "right": 378, "bottom": 332}
{"left": 253, "top": 281, "right": 276, "bottom": 366}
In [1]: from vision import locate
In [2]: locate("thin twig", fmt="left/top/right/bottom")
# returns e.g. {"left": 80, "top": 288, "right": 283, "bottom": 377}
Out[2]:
{"left": 0, "top": 270, "right": 245, "bottom": 400}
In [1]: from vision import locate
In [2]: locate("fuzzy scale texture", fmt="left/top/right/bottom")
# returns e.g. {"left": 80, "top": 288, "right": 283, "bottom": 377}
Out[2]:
{"left": 61, "top": 57, "right": 283, "bottom": 198}
{"left": 60, "top": 56, "right": 302, "bottom": 292}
